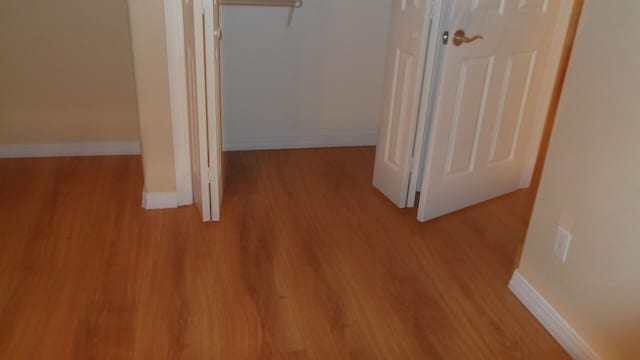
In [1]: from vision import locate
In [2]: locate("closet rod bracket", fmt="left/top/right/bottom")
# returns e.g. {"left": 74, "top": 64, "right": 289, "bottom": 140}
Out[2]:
{"left": 286, "top": 0, "right": 302, "bottom": 26}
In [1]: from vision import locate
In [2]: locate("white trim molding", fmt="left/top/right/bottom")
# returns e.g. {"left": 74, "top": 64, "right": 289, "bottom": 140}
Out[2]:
{"left": 223, "top": 133, "right": 378, "bottom": 151}
{"left": 164, "top": 0, "right": 193, "bottom": 206}
{"left": 142, "top": 192, "right": 179, "bottom": 210}
{"left": 0, "top": 141, "right": 141, "bottom": 158}
{"left": 509, "top": 271, "right": 601, "bottom": 360}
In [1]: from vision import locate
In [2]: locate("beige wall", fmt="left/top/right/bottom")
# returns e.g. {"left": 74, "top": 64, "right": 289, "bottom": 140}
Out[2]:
{"left": 0, "top": 0, "right": 139, "bottom": 143}
{"left": 518, "top": 1, "right": 640, "bottom": 359}
{"left": 127, "top": 0, "right": 176, "bottom": 193}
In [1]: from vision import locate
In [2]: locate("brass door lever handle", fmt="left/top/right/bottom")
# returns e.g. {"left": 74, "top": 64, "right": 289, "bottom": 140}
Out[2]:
{"left": 451, "top": 30, "right": 484, "bottom": 46}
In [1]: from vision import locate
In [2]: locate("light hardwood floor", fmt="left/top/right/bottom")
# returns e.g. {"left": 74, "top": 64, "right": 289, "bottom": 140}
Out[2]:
{"left": 0, "top": 147, "right": 569, "bottom": 359}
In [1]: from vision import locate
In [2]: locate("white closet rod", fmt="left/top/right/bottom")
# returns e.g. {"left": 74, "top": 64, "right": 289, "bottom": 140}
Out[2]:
{"left": 220, "top": 0, "right": 301, "bottom": 7}
{"left": 219, "top": 0, "right": 302, "bottom": 26}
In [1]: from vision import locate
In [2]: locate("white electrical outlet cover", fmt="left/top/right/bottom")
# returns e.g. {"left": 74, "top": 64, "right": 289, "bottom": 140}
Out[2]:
{"left": 554, "top": 226, "right": 572, "bottom": 262}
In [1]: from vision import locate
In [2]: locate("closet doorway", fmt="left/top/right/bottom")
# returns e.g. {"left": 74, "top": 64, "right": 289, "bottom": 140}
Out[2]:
{"left": 170, "top": 0, "right": 580, "bottom": 222}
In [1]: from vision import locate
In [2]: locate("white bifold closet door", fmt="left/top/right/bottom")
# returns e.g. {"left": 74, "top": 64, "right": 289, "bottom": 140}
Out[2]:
{"left": 183, "top": 0, "right": 224, "bottom": 222}
{"left": 374, "top": 0, "right": 565, "bottom": 222}
{"left": 372, "top": 0, "right": 435, "bottom": 208}
{"left": 417, "top": 0, "right": 561, "bottom": 221}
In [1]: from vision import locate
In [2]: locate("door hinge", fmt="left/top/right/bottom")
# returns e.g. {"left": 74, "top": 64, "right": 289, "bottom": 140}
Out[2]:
{"left": 208, "top": 167, "right": 214, "bottom": 183}
{"left": 409, "top": 157, "right": 415, "bottom": 173}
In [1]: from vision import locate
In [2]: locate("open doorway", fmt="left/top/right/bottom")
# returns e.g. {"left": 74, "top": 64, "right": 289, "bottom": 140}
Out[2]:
{"left": 170, "top": 0, "right": 583, "bottom": 222}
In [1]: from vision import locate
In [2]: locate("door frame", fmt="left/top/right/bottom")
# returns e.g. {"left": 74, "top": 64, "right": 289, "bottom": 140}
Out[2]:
{"left": 412, "top": 0, "right": 577, "bottom": 220}
{"left": 164, "top": 0, "right": 194, "bottom": 206}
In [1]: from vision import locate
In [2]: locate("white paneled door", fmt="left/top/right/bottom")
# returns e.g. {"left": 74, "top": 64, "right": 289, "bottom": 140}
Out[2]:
{"left": 372, "top": 0, "right": 434, "bottom": 207}
{"left": 183, "top": 0, "right": 224, "bottom": 221}
{"left": 417, "top": 0, "right": 561, "bottom": 221}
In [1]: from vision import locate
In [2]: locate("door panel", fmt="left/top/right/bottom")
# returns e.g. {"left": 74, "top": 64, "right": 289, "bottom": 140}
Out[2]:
{"left": 444, "top": 56, "right": 493, "bottom": 177}
{"left": 384, "top": 49, "right": 415, "bottom": 170}
{"left": 519, "top": 0, "right": 548, "bottom": 12}
{"left": 473, "top": 0, "right": 503, "bottom": 12}
{"left": 418, "top": 0, "right": 561, "bottom": 221}
{"left": 489, "top": 51, "right": 537, "bottom": 164}
{"left": 373, "top": 0, "right": 433, "bottom": 207}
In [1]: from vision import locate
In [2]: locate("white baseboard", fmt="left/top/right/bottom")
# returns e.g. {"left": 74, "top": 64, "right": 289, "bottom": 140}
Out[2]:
{"left": 142, "top": 192, "right": 178, "bottom": 210}
{"left": 0, "top": 141, "right": 141, "bottom": 158}
{"left": 509, "top": 271, "right": 601, "bottom": 360}
{"left": 223, "top": 133, "right": 378, "bottom": 151}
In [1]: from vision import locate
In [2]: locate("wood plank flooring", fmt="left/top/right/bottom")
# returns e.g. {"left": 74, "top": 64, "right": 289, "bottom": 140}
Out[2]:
{"left": 0, "top": 147, "right": 569, "bottom": 359}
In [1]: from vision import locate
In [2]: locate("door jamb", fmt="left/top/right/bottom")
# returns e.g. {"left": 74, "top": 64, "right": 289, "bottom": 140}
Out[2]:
{"left": 164, "top": 0, "right": 193, "bottom": 206}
